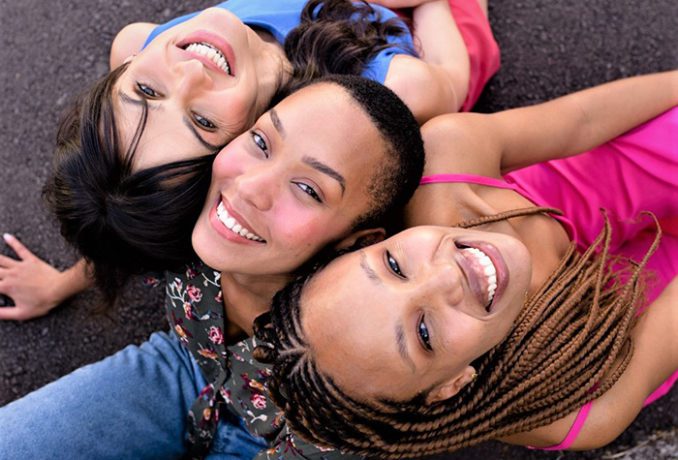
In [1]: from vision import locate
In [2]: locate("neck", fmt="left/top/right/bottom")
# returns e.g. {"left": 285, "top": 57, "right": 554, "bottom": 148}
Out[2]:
{"left": 219, "top": 271, "right": 292, "bottom": 335}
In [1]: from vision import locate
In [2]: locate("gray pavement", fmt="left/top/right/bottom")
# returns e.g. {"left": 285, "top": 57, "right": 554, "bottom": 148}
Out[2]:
{"left": 0, "top": 0, "right": 676, "bottom": 458}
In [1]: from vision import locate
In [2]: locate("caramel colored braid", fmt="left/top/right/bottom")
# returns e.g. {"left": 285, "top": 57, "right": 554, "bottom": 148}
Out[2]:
{"left": 256, "top": 209, "right": 661, "bottom": 458}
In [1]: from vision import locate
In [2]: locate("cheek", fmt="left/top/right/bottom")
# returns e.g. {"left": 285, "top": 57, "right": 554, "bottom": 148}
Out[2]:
{"left": 272, "top": 206, "right": 343, "bottom": 253}
{"left": 443, "top": 317, "right": 495, "bottom": 363}
{"left": 214, "top": 89, "right": 256, "bottom": 124}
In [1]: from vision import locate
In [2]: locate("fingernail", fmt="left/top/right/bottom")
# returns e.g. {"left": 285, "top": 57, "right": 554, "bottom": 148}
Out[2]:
{"left": 3, "top": 233, "right": 12, "bottom": 242}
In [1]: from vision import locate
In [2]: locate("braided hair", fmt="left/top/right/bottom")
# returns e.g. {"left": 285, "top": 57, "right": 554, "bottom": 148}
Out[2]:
{"left": 253, "top": 208, "right": 661, "bottom": 458}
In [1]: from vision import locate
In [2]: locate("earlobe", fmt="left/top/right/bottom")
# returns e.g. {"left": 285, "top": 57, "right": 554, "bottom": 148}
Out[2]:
{"left": 334, "top": 228, "right": 386, "bottom": 251}
{"left": 425, "top": 366, "right": 477, "bottom": 405}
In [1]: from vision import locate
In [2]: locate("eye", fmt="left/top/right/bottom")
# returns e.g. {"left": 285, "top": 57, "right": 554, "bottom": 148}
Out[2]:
{"left": 386, "top": 250, "right": 405, "bottom": 278}
{"left": 192, "top": 112, "right": 217, "bottom": 130}
{"left": 418, "top": 315, "right": 433, "bottom": 352}
{"left": 294, "top": 182, "right": 322, "bottom": 203}
{"left": 250, "top": 131, "right": 269, "bottom": 157}
{"left": 136, "top": 82, "right": 159, "bottom": 98}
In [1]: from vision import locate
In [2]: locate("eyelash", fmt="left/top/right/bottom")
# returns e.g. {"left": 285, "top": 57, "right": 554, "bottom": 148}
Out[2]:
{"left": 418, "top": 315, "right": 433, "bottom": 351}
{"left": 250, "top": 131, "right": 322, "bottom": 203}
{"left": 386, "top": 250, "right": 405, "bottom": 278}
{"left": 192, "top": 113, "right": 217, "bottom": 130}
{"left": 136, "top": 82, "right": 159, "bottom": 98}
{"left": 251, "top": 131, "right": 269, "bottom": 157}
{"left": 293, "top": 182, "right": 322, "bottom": 203}
{"left": 136, "top": 82, "right": 216, "bottom": 131}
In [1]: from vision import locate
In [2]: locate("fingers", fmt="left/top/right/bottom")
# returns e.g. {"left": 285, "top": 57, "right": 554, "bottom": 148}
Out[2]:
{"left": 0, "top": 305, "right": 32, "bottom": 321}
{"left": 0, "top": 254, "right": 18, "bottom": 268}
{"left": 3, "top": 233, "right": 32, "bottom": 260}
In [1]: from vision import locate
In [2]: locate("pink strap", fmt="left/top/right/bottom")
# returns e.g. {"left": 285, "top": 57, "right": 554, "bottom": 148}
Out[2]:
{"left": 420, "top": 174, "right": 518, "bottom": 190}
{"left": 527, "top": 399, "right": 594, "bottom": 451}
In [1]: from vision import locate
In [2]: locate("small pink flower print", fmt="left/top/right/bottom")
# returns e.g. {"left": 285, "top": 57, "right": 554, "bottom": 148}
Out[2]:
{"left": 187, "top": 284, "right": 203, "bottom": 303}
{"left": 185, "top": 265, "right": 198, "bottom": 279}
{"left": 214, "top": 290, "right": 223, "bottom": 304}
{"left": 208, "top": 326, "right": 224, "bottom": 345}
{"left": 251, "top": 393, "right": 267, "bottom": 410}
{"left": 183, "top": 302, "right": 195, "bottom": 320}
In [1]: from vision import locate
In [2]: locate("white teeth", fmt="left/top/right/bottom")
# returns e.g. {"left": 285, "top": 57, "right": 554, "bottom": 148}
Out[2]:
{"left": 461, "top": 247, "right": 497, "bottom": 306}
{"left": 216, "top": 201, "right": 264, "bottom": 242}
{"left": 185, "top": 42, "right": 231, "bottom": 75}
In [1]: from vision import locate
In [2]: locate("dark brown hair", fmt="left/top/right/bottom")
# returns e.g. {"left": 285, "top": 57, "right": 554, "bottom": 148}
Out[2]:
{"left": 43, "top": 0, "right": 411, "bottom": 304}
{"left": 254, "top": 208, "right": 660, "bottom": 458}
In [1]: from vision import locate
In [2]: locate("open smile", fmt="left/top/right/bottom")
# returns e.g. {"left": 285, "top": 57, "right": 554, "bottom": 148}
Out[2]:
{"left": 178, "top": 31, "right": 237, "bottom": 76}
{"left": 216, "top": 200, "right": 265, "bottom": 242}
{"left": 454, "top": 241, "right": 508, "bottom": 314}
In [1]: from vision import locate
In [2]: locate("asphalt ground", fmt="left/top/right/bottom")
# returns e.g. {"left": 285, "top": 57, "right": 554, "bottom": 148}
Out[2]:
{"left": 0, "top": 0, "right": 676, "bottom": 458}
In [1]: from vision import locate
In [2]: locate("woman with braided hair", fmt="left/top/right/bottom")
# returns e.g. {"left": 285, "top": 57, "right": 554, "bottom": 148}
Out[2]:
{"left": 253, "top": 70, "right": 678, "bottom": 457}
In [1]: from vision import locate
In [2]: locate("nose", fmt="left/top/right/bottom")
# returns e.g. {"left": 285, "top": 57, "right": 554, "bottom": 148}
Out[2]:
{"left": 174, "top": 59, "right": 212, "bottom": 100}
{"left": 419, "top": 262, "right": 465, "bottom": 308}
{"left": 235, "top": 164, "right": 278, "bottom": 211}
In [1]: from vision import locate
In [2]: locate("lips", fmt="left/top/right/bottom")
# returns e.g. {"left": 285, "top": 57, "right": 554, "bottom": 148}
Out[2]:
{"left": 455, "top": 241, "right": 508, "bottom": 314}
{"left": 178, "top": 30, "right": 237, "bottom": 76}
{"left": 210, "top": 197, "right": 265, "bottom": 244}
{"left": 184, "top": 42, "right": 231, "bottom": 75}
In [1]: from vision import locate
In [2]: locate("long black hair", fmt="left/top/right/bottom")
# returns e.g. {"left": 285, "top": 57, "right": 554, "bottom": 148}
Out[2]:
{"left": 44, "top": 0, "right": 411, "bottom": 304}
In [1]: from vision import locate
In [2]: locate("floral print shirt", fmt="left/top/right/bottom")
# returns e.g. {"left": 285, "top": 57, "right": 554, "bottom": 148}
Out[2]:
{"left": 165, "top": 261, "right": 361, "bottom": 460}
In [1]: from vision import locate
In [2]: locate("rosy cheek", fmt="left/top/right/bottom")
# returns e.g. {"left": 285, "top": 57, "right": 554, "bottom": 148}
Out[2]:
{"left": 275, "top": 209, "right": 328, "bottom": 249}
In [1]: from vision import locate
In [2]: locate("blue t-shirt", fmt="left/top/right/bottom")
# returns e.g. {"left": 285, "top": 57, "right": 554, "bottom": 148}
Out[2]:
{"left": 142, "top": 0, "right": 415, "bottom": 84}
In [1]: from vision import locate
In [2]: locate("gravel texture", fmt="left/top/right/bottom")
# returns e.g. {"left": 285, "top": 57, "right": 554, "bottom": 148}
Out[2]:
{"left": 0, "top": 0, "right": 676, "bottom": 458}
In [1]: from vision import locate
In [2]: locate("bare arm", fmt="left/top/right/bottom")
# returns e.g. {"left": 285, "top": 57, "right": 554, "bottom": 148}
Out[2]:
{"left": 109, "top": 22, "right": 157, "bottom": 69}
{"left": 502, "top": 276, "right": 678, "bottom": 449}
{"left": 374, "top": 0, "right": 470, "bottom": 121}
{"left": 493, "top": 70, "right": 678, "bottom": 172}
{"left": 420, "top": 71, "right": 678, "bottom": 178}
{"left": 0, "top": 234, "right": 92, "bottom": 320}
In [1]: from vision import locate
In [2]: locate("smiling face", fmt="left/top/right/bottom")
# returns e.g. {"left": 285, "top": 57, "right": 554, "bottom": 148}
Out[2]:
{"left": 300, "top": 226, "right": 532, "bottom": 403}
{"left": 113, "top": 7, "right": 287, "bottom": 170}
{"left": 191, "top": 82, "right": 388, "bottom": 277}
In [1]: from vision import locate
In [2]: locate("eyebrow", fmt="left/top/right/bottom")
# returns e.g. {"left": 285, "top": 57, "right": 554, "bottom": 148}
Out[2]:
{"left": 302, "top": 156, "right": 346, "bottom": 194}
{"left": 268, "top": 108, "right": 346, "bottom": 194}
{"left": 396, "top": 323, "right": 416, "bottom": 373}
{"left": 269, "top": 108, "right": 285, "bottom": 137}
{"left": 119, "top": 91, "right": 221, "bottom": 152}
{"left": 360, "top": 252, "right": 381, "bottom": 285}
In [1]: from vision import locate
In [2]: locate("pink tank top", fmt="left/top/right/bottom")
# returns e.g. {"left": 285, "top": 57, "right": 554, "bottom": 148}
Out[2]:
{"left": 420, "top": 172, "right": 678, "bottom": 450}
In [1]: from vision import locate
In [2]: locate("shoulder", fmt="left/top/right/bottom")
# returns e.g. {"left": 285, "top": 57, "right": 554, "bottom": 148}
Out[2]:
{"left": 419, "top": 112, "right": 503, "bottom": 177}
{"left": 384, "top": 55, "right": 461, "bottom": 122}
{"left": 110, "top": 22, "right": 157, "bottom": 69}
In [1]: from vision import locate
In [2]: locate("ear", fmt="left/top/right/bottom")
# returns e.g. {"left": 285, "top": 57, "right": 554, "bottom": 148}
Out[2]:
{"left": 333, "top": 228, "right": 386, "bottom": 251}
{"left": 334, "top": 228, "right": 386, "bottom": 249}
{"left": 425, "top": 366, "right": 477, "bottom": 405}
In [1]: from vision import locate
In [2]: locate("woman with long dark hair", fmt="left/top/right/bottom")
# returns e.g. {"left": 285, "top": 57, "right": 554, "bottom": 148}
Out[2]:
{"left": 0, "top": 0, "right": 498, "bottom": 318}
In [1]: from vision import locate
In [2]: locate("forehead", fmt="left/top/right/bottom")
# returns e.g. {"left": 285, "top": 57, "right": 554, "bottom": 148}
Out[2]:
{"left": 274, "top": 84, "right": 386, "bottom": 162}
{"left": 112, "top": 78, "right": 214, "bottom": 171}
{"left": 301, "top": 253, "right": 412, "bottom": 394}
